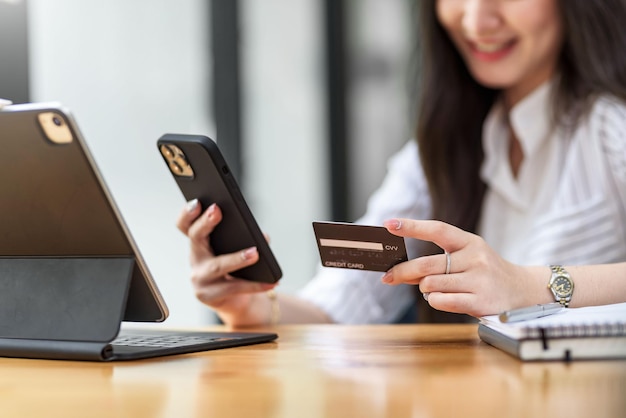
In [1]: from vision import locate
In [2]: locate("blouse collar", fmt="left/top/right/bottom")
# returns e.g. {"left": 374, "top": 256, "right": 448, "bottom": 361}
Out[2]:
{"left": 508, "top": 80, "right": 555, "bottom": 159}
{"left": 480, "top": 79, "right": 556, "bottom": 210}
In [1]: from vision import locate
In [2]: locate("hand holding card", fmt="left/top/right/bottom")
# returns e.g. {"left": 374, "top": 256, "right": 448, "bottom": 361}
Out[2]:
{"left": 312, "top": 221, "right": 408, "bottom": 272}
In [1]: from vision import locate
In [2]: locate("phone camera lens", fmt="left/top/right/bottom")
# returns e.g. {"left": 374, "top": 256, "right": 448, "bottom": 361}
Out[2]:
{"left": 170, "top": 161, "right": 183, "bottom": 174}
{"left": 52, "top": 116, "right": 63, "bottom": 126}
{"left": 160, "top": 144, "right": 175, "bottom": 159}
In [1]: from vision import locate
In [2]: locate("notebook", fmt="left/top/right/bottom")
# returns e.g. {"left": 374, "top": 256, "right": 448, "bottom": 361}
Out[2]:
{"left": 478, "top": 302, "right": 626, "bottom": 361}
{"left": 0, "top": 101, "right": 277, "bottom": 361}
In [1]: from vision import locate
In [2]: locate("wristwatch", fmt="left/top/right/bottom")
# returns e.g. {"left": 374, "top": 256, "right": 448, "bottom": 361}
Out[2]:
{"left": 548, "top": 265, "right": 574, "bottom": 307}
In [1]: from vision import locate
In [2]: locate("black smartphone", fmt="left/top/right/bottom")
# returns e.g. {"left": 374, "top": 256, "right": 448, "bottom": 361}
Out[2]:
{"left": 157, "top": 133, "right": 282, "bottom": 284}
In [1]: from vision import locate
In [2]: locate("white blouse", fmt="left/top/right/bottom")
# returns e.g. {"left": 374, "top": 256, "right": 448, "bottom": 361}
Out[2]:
{"left": 298, "top": 82, "right": 626, "bottom": 324}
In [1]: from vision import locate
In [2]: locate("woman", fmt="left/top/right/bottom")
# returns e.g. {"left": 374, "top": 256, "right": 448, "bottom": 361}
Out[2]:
{"left": 178, "top": 0, "right": 626, "bottom": 326}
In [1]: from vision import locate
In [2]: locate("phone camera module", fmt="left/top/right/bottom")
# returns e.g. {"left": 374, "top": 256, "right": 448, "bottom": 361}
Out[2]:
{"left": 52, "top": 116, "right": 63, "bottom": 127}
{"left": 161, "top": 143, "right": 194, "bottom": 178}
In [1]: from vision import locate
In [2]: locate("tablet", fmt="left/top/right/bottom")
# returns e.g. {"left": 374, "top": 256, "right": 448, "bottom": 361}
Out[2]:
{"left": 0, "top": 102, "right": 168, "bottom": 322}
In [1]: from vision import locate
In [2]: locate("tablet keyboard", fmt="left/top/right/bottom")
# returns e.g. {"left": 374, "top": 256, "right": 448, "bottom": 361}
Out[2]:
{"left": 112, "top": 334, "right": 238, "bottom": 349}
{"left": 108, "top": 329, "right": 277, "bottom": 360}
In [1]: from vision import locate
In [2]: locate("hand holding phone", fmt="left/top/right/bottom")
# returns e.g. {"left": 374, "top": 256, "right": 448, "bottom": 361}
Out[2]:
{"left": 158, "top": 133, "right": 282, "bottom": 284}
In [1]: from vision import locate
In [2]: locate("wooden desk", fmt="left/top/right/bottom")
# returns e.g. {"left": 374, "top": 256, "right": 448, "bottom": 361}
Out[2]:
{"left": 1, "top": 325, "right": 624, "bottom": 417}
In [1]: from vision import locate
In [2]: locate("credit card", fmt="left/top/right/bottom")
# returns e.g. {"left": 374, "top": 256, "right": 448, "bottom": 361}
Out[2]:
{"left": 312, "top": 221, "right": 408, "bottom": 272}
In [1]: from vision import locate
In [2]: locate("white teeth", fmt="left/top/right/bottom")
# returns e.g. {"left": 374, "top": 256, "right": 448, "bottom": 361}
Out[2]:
{"left": 474, "top": 42, "right": 508, "bottom": 53}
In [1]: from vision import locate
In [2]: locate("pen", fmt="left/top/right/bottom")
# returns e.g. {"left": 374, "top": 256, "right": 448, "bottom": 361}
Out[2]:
{"left": 498, "top": 302, "right": 564, "bottom": 323}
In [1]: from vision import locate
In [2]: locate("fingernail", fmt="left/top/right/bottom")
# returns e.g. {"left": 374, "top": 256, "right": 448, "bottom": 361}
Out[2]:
{"left": 186, "top": 199, "right": 199, "bottom": 212}
{"left": 241, "top": 246, "right": 258, "bottom": 260}
{"left": 381, "top": 271, "right": 393, "bottom": 284}
{"left": 206, "top": 203, "right": 216, "bottom": 218}
{"left": 383, "top": 219, "right": 402, "bottom": 230}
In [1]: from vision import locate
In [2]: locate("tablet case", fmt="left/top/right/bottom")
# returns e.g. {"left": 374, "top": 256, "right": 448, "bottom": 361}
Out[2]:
{"left": 0, "top": 258, "right": 134, "bottom": 360}
{"left": 0, "top": 103, "right": 166, "bottom": 360}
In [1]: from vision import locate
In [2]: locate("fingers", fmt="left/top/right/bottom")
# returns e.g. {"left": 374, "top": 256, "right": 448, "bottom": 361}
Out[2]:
{"left": 175, "top": 200, "right": 276, "bottom": 318}
{"left": 381, "top": 218, "right": 525, "bottom": 317}
{"left": 391, "top": 254, "right": 452, "bottom": 282}
{"left": 381, "top": 246, "right": 479, "bottom": 315}
{"left": 424, "top": 292, "right": 481, "bottom": 316}
{"left": 177, "top": 199, "right": 202, "bottom": 235}
{"left": 194, "top": 276, "right": 276, "bottom": 308}
{"left": 191, "top": 246, "right": 271, "bottom": 308}
{"left": 382, "top": 250, "right": 464, "bottom": 285}
{"left": 418, "top": 273, "right": 475, "bottom": 294}
{"left": 383, "top": 266, "right": 473, "bottom": 293}
{"left": 192, "top": 246, "right": 260, "bottom": 287}
{"left": 178, "top": 200, "right": 257, "bottom": 277}
{"left": 177, "top": 200, "right": 223, "bottom": 246}
{"left": 383, "top": 218, "right": 472, "bottom": 253}
{"left": 186, "top": 203, "right": 222, "bottom": 250}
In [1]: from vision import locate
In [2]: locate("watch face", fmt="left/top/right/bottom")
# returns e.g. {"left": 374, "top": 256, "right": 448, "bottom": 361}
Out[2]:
{"left": 552, "top": 275, "right": 573, "bottom": 297}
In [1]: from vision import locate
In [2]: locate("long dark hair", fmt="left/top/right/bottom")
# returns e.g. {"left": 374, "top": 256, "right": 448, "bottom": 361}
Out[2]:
{"left": 415, "top": 0, "right": 626, "bottom": 238}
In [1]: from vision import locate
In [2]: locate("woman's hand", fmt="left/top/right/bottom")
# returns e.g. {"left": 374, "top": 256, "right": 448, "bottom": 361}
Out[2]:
{"left": 177, "top": 200, "right": 276, "bottom": 325}
{"left": 381, "top": 218, "right": 550, "bottom": 317}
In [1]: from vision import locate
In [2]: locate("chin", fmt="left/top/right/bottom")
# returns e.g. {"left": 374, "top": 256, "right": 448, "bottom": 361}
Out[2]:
{"left": 469, "top": 71, "right": 514, "bottom": 91}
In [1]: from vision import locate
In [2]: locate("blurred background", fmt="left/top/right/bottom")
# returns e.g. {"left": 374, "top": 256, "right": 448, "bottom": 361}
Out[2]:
{"left": 0, "top": 0, "right": 417, "bottom": 326}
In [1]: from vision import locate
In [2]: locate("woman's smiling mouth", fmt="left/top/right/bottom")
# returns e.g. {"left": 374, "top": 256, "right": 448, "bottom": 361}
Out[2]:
{"left": 467, "top": 39, "right": 517, "bottom": 61}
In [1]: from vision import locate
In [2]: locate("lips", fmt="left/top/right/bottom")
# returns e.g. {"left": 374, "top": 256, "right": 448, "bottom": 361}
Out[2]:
{"left": 467, "top": 39, "right": 517, "bottom": 61}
